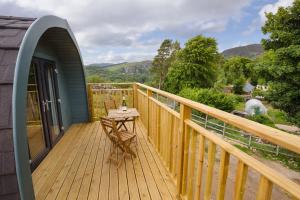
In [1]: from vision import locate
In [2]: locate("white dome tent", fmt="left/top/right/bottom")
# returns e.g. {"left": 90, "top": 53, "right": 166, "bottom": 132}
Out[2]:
{"left": 245, "top": 99, "right": 267, "bottom": 115}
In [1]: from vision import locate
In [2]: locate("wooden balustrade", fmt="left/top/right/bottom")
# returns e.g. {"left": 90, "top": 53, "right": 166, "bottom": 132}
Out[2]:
{"left": 134, "top": 82, "right": 300, "bottom": 200}
{"left": 87, "top": 82, "right": 300, "bottom": 199}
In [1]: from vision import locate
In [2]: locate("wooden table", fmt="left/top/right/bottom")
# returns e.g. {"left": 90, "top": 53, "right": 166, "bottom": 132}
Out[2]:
{"left": 107, "top": 108, "right": 140, "bottom": 133}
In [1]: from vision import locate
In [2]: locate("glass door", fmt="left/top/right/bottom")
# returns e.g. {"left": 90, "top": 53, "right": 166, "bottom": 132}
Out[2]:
{"left": 26, "top": 62, "right": 50, "bottom": 170}
{"left": 42, "top": 62, "right": 63, "bottom": 144}
{"left": 26, "top": 58, "right": 63, "bottom": 170}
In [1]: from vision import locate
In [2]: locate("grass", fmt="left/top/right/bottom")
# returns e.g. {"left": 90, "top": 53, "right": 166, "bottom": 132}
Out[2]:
{"left": 234, "top": 144, "right": 300, "bottom": 171}
{"left": 234, "top": 100, "right": 293, "bottom": 126}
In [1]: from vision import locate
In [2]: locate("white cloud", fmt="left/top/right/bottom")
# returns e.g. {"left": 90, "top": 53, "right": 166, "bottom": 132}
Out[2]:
{"left": 259, "top": 0, "right": 294, "bottom": 22}
{"left": 243, "top": 0, "right": 293, "bottom": 36}
{"left": 0, "top": 0, "right": 252, "bottom": 63}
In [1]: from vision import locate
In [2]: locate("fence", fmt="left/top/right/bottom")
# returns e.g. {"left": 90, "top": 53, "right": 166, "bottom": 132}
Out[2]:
{"left": 87, "top": 83, "right": 134, "bottom": 120}
{"left": 135, "top": 82, "right": 300, "bottom": 200}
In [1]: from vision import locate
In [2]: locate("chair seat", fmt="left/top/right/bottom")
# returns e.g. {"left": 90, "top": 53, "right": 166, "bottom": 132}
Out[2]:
{"left": 118, "top": 130, "right": 136, "bottom": 142}
{"left": 114, "top": 117, "right": 134, "bottom": 122}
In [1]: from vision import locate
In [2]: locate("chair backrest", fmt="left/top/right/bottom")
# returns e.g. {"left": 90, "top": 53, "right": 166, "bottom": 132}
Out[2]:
{"left": 104, "top": 99, "right": 117, "bottom": 115}
{"left": 100, "top": 117, "right": 119, "bottom": 142}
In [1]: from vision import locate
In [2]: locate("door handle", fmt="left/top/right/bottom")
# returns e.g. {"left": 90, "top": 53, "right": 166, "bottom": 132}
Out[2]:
{"left": 42, "top": 101, "right": 48, "bottom": 112}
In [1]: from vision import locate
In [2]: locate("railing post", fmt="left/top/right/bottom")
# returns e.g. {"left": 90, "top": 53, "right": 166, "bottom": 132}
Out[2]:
{"left": 133, "top": 83, "right": 138, "bottom": 109}
{"left": 87, "top": 84, "right": 94, "bottom": 122}
{"left": 147, "top": 89, "right": 152, "bottom": 139}
{"left": 177, "top": 104, "right": 191, "bottom": 199}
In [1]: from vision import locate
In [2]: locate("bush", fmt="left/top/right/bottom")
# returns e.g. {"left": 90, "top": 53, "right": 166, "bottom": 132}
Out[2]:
{"left": 252, "top": 89, "right": 266, "bottom": 97}
{"left": 233, "top": 76, "right": 246, "bottom": 94}
{"left": 267, "top": 108, "right": 289, "bottom": 124}
{"left": 247, "top": 114, "right": 275, "bottom": 127}
{"left": 178, "top": 88, "right": 240, "bottom": 112}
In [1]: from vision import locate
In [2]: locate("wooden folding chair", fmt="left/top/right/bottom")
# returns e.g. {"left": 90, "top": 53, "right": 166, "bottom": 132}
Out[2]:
{"left": 100, "top": 117, "right": 136, "bottom": 168}
{"left": 104, "top": 99, "right": 134, "bottom": 131}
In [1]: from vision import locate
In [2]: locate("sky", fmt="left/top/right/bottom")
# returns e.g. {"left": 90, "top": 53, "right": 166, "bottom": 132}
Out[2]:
{"left": 0, "top": 0, "right": 294, "bottom": 64}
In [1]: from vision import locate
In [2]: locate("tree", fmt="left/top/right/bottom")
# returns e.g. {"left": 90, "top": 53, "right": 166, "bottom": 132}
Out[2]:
{"left": 86, "top": 75, "right": 105, "bottom": 83}
{"left": 164, "top": 35, "right": 219, "bottom": 93}
{"left": 150, "top": 39, "right": 180, "bottom": 89}
{"left": 259, "top": 0, "right": 300, "bottom": 125}
{"left": 222, "top": 56, "right": 254, "bottom": 84}
{"left": 233, "top": 76, "right": 246, "bottom": 94}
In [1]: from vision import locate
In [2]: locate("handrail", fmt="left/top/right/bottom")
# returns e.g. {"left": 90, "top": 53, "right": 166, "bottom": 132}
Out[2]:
{"left": 87, "top": 82, "right": 300, "bottom": 199}
{"left": 133, "top": 82, "right": 300, "bottom": 199}
{"left": 185, "top": 119, "right": 300, "bottom": 198}
{"left": 136, "top": 82, "right": 300, "bottom": 154}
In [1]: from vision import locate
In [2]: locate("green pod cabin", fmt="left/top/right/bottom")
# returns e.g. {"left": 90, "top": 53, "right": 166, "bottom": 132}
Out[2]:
{"left": 0, "top": 15, "right": 89, "bottom": 199}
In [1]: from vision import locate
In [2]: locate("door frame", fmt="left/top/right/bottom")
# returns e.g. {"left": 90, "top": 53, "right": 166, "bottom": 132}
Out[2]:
{"left": 29, "top": 57, "right": 64, "bottom": 170}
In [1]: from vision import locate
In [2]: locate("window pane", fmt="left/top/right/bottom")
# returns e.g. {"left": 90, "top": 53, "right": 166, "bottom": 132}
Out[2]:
{"left": 26, "top": 63, "right": 46, "bottom": 160}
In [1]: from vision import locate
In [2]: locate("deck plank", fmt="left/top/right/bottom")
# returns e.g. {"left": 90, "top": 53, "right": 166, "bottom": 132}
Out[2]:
{"left": 88, "top": 133, "right": 108, "bottom": 200}
{"left": 138, "top": 120, "right": 177, "bottom": 199}
{"left": 55, "top": 122, "right": 96, "bottom": 200}
{"left": 32, "top": 121, "right": 176, "bottom": 200}
{"left": 77, "top": 122, "right": 103, "bottom": 200}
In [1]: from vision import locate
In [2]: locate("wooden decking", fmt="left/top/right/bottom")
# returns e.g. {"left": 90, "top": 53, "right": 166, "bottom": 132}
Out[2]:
{"left": 32, "top": 120, "right": 177, "bottom": 200}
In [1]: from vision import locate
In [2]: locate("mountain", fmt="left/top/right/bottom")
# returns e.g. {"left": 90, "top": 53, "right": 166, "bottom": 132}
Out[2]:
{"left": 222, "top": 44, "right": 263, "bottom": 58}
{"left": 85, "top": 60, "right": 152, "bottom": 83}
{"left": 86, "top": 63, "right": 114, "bottom": 68}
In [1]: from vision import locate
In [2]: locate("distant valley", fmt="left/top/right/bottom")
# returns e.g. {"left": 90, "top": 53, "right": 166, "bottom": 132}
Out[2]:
{"left": 85, "top": 60, "right": 152, "bottom": 83}
{"left": 85, "top": 44, "right": 264, "bottom": 83}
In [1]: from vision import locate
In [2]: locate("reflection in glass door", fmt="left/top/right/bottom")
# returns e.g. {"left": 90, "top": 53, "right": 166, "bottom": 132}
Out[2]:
{"left": 44, "top": 63, "right": 62, "bottom": 143}
{"left": 26, "top": 63, "right": 49, "bottom": 168}
{"left": 26, "top": 58, "right": 63, "bottom": 170}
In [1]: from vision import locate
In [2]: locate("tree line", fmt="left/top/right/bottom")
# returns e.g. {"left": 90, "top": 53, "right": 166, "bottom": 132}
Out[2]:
{"left": 149, "top": 0, "right": 300, "bottom": 126}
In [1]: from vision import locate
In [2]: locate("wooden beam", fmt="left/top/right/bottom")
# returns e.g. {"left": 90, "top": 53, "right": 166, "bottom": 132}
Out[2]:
{"left": 176, "top": 104, "right": 191, "bottom": 198}
{"left": 256, "top": 176, "right": 273, "bottom": 200}
{"left": 136, "top": 82, "right": 300, "bottom": 154}
{"left": 234, "top": 160, "right": 248, "bottom": 200}
{"left": 133, "top": 83, "right": 138, "bottom": 109}
{"left": 216, "top": 149, "right": 230, "bottom": 200}
{"left": 194, "top": 135, "right": 205, "bottom": 200}
{"left": 204, "top": 141, "right": 216, "bottom": 200}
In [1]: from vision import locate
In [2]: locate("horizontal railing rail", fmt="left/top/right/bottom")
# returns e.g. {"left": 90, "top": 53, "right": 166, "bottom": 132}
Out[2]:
{"left": 87, "top": 83, "right": 134, "bottom": 120}
{"left": 134, "top": 82, "right": 300, "bottom": 200}
{"left": 135, "top": 83, "right": 300, "bottom": 154}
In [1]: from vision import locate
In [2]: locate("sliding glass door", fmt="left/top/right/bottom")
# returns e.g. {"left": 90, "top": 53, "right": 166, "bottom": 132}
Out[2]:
{"left": 26, "top": 58, "right": 63, "bottom": 170}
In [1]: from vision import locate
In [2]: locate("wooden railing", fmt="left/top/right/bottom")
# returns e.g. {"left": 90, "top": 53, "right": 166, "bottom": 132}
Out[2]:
{"left": 134, "top": 83, "right": 300, "bottom": 200}
{"left": 88, "top": 82, "right": 300, "bottom": 199}
{"left": 87, "top": 83, "right": 134, "bottom": 120}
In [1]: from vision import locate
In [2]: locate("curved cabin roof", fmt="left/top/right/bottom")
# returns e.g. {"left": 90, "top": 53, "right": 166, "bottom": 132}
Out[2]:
{"left": 0, "top": 15, "right": 89, "bottom": 200}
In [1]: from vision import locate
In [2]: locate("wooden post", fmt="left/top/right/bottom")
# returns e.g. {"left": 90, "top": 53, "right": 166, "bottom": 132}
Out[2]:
{"left": 256, "top": 176, "right": 273, "bottom": 200}
{"left": 147, "top": 89, "right": 152, "bottom": 139}
{"left": 176, "top": 104, "right": 191, "bottom": 199}
{"left": 187, "top": 129, "right": 197, "bottom": 199}
{"left": 195, "top": 135, "right": 205, "bottom": 199}
{"left": 234, "top": 160, "right": 248, "bottom": 200}
{"left": 133, "top": 83, "right": 138, "bottom": 109}
{"left": 217, "top": 149, "right": 230, "bottom": 200}
{"left": 204, "top": 141, "right": 216, "bottom": 200}
{"left": 87, "top": 84, "right": 94, "bottom": 122}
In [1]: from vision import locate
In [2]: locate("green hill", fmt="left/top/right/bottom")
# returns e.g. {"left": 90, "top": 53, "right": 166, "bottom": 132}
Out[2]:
{"left": 85, "top": 60, "right": 152, "bottom": 83}
{"left": 222, "top": 44, "right": 263, "bottom": 58}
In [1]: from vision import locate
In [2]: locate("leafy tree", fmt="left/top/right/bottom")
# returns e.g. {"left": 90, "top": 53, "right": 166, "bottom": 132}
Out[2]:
{"left": 86, "top": 75, "right": 105, "bottom": 83}
{"left": 258, "top": 0, "right": 300, "bottom": 125}
{"left": 165, "top": 35, "right": 219, "bottom": 93}
{"left": 233, "top": 76, "right": 246, "bottom": 94}
{"left": 150, "top": 39, "right": 180, "bottom": 89}
{"left": 223, "top": 56, "right": 254, "bottom": 84}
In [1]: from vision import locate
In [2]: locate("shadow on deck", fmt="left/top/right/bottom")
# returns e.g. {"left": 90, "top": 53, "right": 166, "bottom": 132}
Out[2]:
{"left": 32, "top": 120, "right": 176, "bottom": 200}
